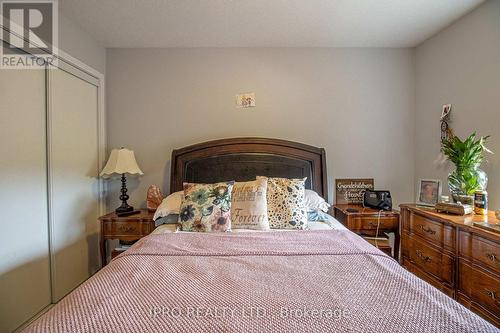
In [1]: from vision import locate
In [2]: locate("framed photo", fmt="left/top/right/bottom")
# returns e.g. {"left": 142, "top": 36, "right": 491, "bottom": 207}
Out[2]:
{"left": 417, "top": 179, "right": 442, "bottom": 206}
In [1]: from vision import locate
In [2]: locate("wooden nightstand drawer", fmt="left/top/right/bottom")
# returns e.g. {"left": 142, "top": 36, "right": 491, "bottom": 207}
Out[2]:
{"left": 103, "top": 221, "right": 143, "bottom": 236}
{"left": 351, "top": 216, "right": 398, "bottom": 231}
{"left": 403, "top": 232, "right": 454, "bottom": 285}
{"left": 409, "top": 213, "right": 454, "bottom": 250}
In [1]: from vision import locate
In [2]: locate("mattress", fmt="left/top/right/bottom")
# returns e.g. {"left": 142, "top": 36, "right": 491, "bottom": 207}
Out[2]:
{"left": 23, "top": 230, "right": 497, "bottom": 332}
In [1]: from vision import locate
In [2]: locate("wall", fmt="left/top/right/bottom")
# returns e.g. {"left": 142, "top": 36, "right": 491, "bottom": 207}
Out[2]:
{"left": 59, "top": 12, "right": 106, "bottom": 74}
{"left": 415, "top": 0, "right": 500, "bottom": 210}
{"left": 106, "top": 48, "right": 415, "bottom": 208}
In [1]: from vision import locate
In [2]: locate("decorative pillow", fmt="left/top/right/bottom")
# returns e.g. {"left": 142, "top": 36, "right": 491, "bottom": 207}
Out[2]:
{"left": 153, "top": 191, "right": 183, "bottom": 221}
{"left": 231, "top": 178, "right": 269, "bottom": 230}
{"left": 151, "top": 224, "right": 179, "bottom": 234}
{"left": 154, "top": 214, "right": 180, "bottom": 227}
{"left": 179, "top": 181, "right": 234, "bottom": 232}
{"left": 304, "top": 189, "right": 331, "bottom": 212}
{"left": 257, "top": 176, "right": 308, "bottom": 229}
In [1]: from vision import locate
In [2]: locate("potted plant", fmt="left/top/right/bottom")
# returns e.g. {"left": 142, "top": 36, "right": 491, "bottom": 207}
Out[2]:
{"left": 441, "top": 133, "right": 492, "bottom": 204}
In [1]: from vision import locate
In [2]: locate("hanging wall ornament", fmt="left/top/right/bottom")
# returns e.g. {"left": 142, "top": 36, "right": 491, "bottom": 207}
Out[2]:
{"left": 440, "top": 104, "right": 453, "bottom": 142}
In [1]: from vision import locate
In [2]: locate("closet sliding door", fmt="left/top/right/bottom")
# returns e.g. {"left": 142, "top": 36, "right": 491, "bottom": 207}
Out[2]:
{"left": 0, "top": 36, "right": 103, "bottom": 330}
{"left": 48, "top": 63, "right": 101, "bottom": 302}
{"left": 0, "top": 68, "right": 51, "bottom": 332}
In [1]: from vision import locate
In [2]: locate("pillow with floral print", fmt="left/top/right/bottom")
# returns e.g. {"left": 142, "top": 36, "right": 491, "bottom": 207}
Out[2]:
{"left": 257, "top": 176, "right": 308, "bottom": 229}
{"left": 178, "top": 181, "right": 234, "bottom": 232}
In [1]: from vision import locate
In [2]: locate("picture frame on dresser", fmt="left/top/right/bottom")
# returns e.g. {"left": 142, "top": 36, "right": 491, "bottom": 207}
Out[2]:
{"left": 417, "top": 179, "right": 442, "bottom": 206}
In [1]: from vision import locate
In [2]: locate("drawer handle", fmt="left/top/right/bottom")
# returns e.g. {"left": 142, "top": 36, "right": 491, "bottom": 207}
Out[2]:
{"left": 416, "top": 249, "right": 432, "bottom": 263}
{"left": 419, "top": 225, "right": 436, "bottom": 235}
{"left": 118, "top": 225, "right": 136, "bottom": 232}
{"left": 484, "top": 289, "right": 499, "bottom": 304}
{"left": 485, "top": 253, "right": 497, "bottom": 263}
{"left": 368, "top": 221, "right": 385, "bottom": 227}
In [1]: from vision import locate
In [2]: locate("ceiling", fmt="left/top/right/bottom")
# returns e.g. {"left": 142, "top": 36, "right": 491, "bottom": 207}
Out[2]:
{"left": 59, "top": 0, "right": 484, "bottom": 48}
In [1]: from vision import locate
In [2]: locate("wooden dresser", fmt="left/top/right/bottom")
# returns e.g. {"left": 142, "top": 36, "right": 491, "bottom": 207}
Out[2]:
{"left": 400, "top": 204, "right": 500, "bottom": 326}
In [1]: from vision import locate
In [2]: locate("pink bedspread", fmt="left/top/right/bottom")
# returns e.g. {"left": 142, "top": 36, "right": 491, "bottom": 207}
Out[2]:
{"left": 24, "top": 230, "right": 497, "bottom": 332}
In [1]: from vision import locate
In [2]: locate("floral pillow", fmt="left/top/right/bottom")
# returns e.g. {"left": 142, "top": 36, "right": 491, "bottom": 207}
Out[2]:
{"left": 179, "top": 181, "right": 234, "bottom": 232}
{"left": 257, "top": 176, "right": 308, "bottom": 229}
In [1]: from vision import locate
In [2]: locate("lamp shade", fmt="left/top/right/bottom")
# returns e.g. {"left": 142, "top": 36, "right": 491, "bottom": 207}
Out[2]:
{"left": 100, "top": 148, "right": 144, "bottom": 178}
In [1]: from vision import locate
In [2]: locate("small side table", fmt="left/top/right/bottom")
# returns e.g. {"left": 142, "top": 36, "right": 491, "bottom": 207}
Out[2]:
{"left": 99, "top": 209, "right": 155, "bottom": 266}
{"left": 333, "top": 204, "right": 400, "bottom": 259}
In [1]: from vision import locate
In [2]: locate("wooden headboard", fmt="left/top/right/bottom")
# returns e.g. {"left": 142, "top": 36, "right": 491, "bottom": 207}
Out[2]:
{"left": 170, "top": 137, "right": 328, "bottom": 200}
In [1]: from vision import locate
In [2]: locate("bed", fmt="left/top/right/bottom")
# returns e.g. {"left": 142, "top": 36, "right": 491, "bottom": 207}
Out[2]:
{"left": 23, "top": 138, "right": 497, "bottom": 332}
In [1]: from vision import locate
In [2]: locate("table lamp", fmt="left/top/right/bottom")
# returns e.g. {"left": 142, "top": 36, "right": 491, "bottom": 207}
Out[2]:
{"left": 100, "top": 148, "right": 143, "bottom": 214}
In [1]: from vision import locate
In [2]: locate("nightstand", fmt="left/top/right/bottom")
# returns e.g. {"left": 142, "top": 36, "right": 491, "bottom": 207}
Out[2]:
{"left": 99, "top": 209, "right": 155, "bottom": 266}
{"left": 333, "top": 204, "right": 400, "bottom": 259}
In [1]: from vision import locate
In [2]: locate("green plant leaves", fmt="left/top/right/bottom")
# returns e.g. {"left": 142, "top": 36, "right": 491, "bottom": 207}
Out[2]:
{"left": 442, "top": 132, "right": 492, "bottom": 196}
{"left": 441, "top": 132, "right": 492, "bottom": 170}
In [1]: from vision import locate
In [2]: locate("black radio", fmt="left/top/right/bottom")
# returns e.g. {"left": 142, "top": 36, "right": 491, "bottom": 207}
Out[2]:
{"left": 363, "top": 190, "right": 392, "bottom": 211}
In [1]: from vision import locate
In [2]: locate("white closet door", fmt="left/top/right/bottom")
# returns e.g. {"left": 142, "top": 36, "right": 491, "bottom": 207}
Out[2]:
{"left": 0, "top": 69, "right": 51, "bottom": 332}
{"left": 49, "top": 67, "right": 100, "bottom": 301}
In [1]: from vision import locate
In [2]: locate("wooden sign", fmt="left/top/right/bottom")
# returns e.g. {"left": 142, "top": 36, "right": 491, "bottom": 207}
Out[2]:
{"left": 335, "top": 178, "right": 374, "bottom": 204}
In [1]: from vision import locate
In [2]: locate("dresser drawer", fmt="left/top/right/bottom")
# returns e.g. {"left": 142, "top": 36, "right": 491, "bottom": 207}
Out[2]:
{"left": 457, "top": 293, "right": 500, "bottom": 327}
{"left": 458, "top": 260, "right": 500, "bottom": 317}
{"left": 402, "top": 232, "right": 454, "bottom": 285}
{"left": 459, "top": 231, "right": 500, "bottom": 275}
{"left": 403, "top": 258, "right": 454, "bottom": 298}
{"left": 409, "top": 213, "right": 454, "bottom": 250}
{"left": 350, "top": 216, "right": 398, "bottom": 231}
{"left": 103, "top": 221, "right": 147, "bottom": 236}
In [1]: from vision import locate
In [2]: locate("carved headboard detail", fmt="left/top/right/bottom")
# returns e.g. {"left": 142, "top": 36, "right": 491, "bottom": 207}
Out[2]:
{"left": 170, "top": 137, "right": 328, "bottom": 200}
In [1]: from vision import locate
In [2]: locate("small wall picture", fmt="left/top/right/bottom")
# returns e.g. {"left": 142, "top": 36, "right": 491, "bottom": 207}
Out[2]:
{"left": 417, "top": 179, "right": 442, "bottom": 206}
{"left": 236, "top": 93, "right": 255, "bottom": 108}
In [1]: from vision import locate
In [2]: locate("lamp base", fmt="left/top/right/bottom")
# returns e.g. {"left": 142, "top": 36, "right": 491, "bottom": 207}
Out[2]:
{"left": 115, "top": 204, "right": 134, "bottom": 214}
{"left": 115, "top": 173, "right": 134, "bottom": 214}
